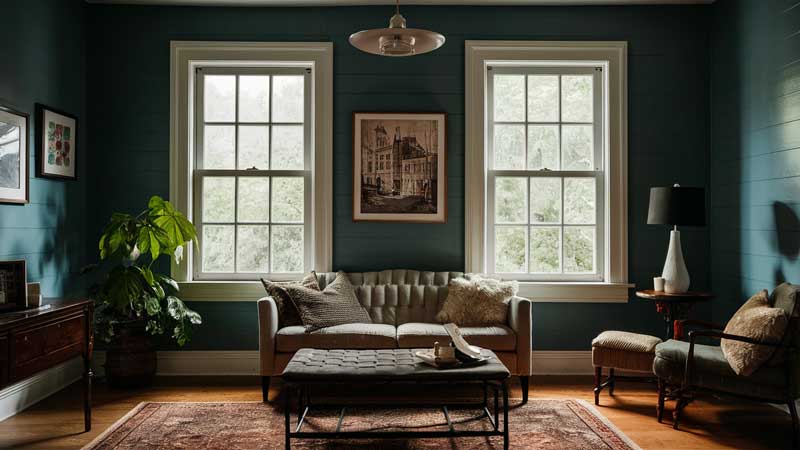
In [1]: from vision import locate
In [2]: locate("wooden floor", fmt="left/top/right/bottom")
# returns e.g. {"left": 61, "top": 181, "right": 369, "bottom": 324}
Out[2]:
{"left": 0, "top": 376, "right": 792, "bottom": 449}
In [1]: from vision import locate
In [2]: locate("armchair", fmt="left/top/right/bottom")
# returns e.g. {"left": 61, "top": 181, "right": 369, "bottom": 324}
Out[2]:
{"left": 653, "top": 283, "right": 800, "bottom": 448}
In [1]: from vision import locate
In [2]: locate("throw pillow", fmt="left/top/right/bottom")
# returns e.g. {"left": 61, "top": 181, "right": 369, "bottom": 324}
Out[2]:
{"left": 721, "top": 289, "right": 789, "bottom": 376}
{"left": 435, "top": 276, "right": 518, "bottom": 326}
{"left": 283, "top": 271, "right": 372, "bottom": 332}
{"left": 260, "top": 272, "right": 320, "bottom": 328}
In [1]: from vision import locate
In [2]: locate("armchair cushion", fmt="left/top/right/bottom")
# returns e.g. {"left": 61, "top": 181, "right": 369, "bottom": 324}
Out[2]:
{"left": 654, "top": 339, "right": 788, "bottom": 402}
{"left": 721, "top": 289, "right": 788, "bottom": 376}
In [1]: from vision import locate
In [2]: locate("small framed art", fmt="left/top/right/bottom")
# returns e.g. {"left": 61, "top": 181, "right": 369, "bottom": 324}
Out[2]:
{"left": 36, "top": 103, "right": 77, "bottom": 180}
{"left": 0, "top": 104, "right": 29, "bottom": 204}
{"left": 353, "top": 112, "right": 447, "bottom": 223}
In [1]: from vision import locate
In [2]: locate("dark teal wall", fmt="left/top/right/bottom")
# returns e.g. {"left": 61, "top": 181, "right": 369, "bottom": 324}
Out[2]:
{"left": 84, "top": 4, "right": 712, "bottom": 350}
{"left": 710, "top": 0, "right": 800, "bottom": 323}
{"left": 0, "top": 0, "right": 87, "bottom": 298}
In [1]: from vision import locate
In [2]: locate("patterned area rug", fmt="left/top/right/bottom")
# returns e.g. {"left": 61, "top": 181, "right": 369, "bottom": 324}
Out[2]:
{"left": 83, "top": 400, "right": 642, "bottom": 450}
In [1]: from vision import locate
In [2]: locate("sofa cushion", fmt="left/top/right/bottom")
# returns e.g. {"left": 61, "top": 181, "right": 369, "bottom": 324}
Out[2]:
{"left": 653, "top": 339, "right": 787, "bottom": 402}
{"left": 396, "top": 322, "right": 516, "bottom": 351}
{"left": 284, "top": 271, "right": 372, "bottom": 332}
{"left": 261, "top": 272, "right": 320, "bottom": 328}
{"left": 435, "top": 276, "right": 518, "bottom": 326}
{"left": 276, "top": 324, "right": 397, "bottom": 352}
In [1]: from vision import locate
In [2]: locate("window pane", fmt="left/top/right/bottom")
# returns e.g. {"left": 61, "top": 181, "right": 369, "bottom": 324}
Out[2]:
{"left": 203, "top": 75, "right": 236, "bottom": 122}
{"left": 202, "top": 177, "right": 235, "bottom": 222}
{"left": 493, "top": 75, "right": 525, "bottom": 122}
{"left": 238, "top": 177, "right": 270, "bottom": 222}
{"left": 202, "top": 225, "right": 234, "bottom": 272}
{"left": 527, "top": 125, "right": 559, "bottom": 170}
{"left": 564, "top": 178, "right": 596, "bottom": 224}
{"left": 495, "top": 177, "right": 527, "bottom": 224}
{"left": 527, "top": 75, "right": 559, "bottom": 122}
{"left": 561, "top": 75, "right": 593, "bottom": 122}
{"left": 238, "top": 75, "right": 270, "bottom": 123}
{"left": 238, "top": 125, "right": 269, "bottom": 170}
{"left": 271, "top": 225, "right": 304, "bottom": 273}
{"left": 493, "top": 124, "right": 525, "bottom": 170}
{"left": 495, "top": 226, "right": 526, "bottom": 273}
{"left": 561, "top": 125, "right": 594, "bottom": 170}
{"left": 530, "top": 226, "right": 560, "bottom": 273}
{"left": 272, "top": 177, "right": 304, "bottom": 223}
{"left": 529, "top": 177, "right": 561, "bottom": 224}
{"left": 272, "top": 75, "right": 304, "bottom": 123}
{"left": 564, "top": 226, "right": 595, "bottom": 273}
{"left": 236, "top": 225, "right": 270, "bottom": 272}
{"left": 203, "top": 125, "right": 235, "bottom": 169}
{"left": 272, "top": 125, "right": 304, "bottom": 170}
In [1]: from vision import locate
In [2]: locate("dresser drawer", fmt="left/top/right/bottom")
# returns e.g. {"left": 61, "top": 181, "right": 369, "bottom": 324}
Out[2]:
{"left": 11, "top": 315, "right": 85, "bottom": 381}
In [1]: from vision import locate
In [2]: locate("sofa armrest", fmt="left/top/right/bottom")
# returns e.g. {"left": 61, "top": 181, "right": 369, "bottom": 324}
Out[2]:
{"left": 257, "top": 296, "right": 279, "bottom": 376}
{"left": 509, "top": 295, "right": 532, "bottom": 375}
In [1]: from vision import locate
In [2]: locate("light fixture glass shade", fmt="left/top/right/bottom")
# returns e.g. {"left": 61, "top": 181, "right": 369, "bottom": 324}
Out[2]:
{"left": 349, "top": 6, "right": 445, "bottom": 57}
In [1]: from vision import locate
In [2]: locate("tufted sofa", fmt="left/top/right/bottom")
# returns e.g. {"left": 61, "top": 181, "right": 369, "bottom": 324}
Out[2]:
{"left": 257, "top": 269, "right": 533, "bottom": 402}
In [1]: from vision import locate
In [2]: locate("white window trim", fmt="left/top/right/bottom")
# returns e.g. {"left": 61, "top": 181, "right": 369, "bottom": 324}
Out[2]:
{"left": 465, "top": 40, "right": 631, "bottom": 303}
{"left": 170, "top": 41, "right": 333, "bottom": 300}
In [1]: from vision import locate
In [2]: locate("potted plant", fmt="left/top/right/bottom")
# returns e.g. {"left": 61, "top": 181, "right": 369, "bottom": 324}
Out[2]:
{"left": 94, "top": 195, "right": 201, "bottom": 387}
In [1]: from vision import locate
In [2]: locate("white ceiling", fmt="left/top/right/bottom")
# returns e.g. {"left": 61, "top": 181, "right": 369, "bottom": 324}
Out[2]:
{"left": 87, "top": 0, "right": 714, "bottom": 6}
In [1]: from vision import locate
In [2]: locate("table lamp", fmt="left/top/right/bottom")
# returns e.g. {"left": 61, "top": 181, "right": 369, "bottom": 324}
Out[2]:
{"left": 647, "top": 185, "right": 705, "bottom": 293}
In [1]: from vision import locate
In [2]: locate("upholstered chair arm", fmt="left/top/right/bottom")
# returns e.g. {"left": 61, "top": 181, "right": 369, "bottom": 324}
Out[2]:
{"left": 508, "top": 295, "right": 532, "bottom": 375}
{"left": 257, "top": 296, "right": 279, "bottom": 376}
{"left": 673, "top": 319, "right": 726, "bottom": 341}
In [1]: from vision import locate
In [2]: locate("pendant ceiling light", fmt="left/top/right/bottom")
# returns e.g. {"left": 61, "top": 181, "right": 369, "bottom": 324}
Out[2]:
{"left": 349, "top": 0, "right": 445, "bottom": 57}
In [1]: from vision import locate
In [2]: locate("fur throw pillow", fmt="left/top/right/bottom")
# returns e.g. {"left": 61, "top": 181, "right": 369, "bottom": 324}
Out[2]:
{"left": 283, "top": 271, "right": 372, "bottom": 332}
{"left": 435, "top": 276, "right": 518, "bottom": 326}
{"left": 721, "top": 289, "right": 789, "bottom": 376}
{"left": 261, "top": 272, "right": 320, "bottom": 328}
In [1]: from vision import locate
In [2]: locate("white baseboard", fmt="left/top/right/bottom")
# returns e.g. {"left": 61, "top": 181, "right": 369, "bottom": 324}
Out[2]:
{"left": 93, "top": 350, "right": 594, "bottom": 376}
{"left": 0, "top": 358, "right": 83, "bottom": 422}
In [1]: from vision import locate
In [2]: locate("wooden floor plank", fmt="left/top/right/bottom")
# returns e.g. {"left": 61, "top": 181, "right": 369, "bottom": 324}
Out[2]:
{"left": 0, "top": 376, "right": 791, "bottom": 449}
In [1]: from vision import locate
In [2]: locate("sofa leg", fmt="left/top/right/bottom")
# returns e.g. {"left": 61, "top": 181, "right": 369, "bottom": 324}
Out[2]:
{"left": 593, "top": 367, "right": 602, "bottom": 405}
{"left": 657, "top": 378, "right": 666, "bottom": 423}
{"left": 262, "top": 376, "right": 271, "bottom": 403}
{"left": 789, "top": 400, "right": 799, "bottom": 448}
{"left": 520, "top": 376, "right": 529, "bottom": 404}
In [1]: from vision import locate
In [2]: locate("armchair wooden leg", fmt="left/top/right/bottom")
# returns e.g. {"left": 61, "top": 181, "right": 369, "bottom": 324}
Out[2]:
{"left": 520, "top": 376, "right": 529, "bottom": 404}
{"left": 593, "top": 367, "right": 602, "bottom": 405}
{"left": 262, "top": 376, "right": 271, "bottom": 403}
{"left": 673, "top": 395, "right": 690, "bottom": 430}
{"left": 788, "top": 400, "right": 799, "bottom": 449}
{"left": 657, "top": 378, "right": 666, "bottom": 423}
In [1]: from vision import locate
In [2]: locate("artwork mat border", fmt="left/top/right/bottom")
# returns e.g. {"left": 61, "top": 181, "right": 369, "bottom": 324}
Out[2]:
{"left": 35, "top": 103, "right": 78, "bottom": 181}
{"left": 0, "top": 104, "right": 30, "bottom": 205}
{"left": 0, "top": 259, "right": 27, "bottom": 312}
{"left": 352, "top": 112, "right": 447, "bottom": 224}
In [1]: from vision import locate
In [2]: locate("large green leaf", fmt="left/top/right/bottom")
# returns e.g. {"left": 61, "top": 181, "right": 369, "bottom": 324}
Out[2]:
{"left": 101, "top": 265, "right": 145, "bottom": 312}
{"left": 148, "top": 196, "right": 197, "bottom": 253}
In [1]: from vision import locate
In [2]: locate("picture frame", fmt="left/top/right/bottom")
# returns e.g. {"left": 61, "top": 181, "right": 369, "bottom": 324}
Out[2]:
{"left": 0, "top": 104, "right": 29, "bottom": 204}
{"left": 36, "top": 103, "right": 77, "bottom": 180}
{"left": 353, "top": 112, "right": 447, "bottom": 223}
{"left": 0, "top": 260, "right": 27, "bottom": 312}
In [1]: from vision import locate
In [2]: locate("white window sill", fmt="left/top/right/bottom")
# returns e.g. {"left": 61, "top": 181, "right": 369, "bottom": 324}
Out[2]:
{"left": 517, "top": 282, "right": 634, "bottom": 303}
{"left": 177, "top": 280, "right": 634, "bottom": 303}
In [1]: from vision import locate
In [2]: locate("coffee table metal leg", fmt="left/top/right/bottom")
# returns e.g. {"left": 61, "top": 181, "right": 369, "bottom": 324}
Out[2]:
{"left": 494, "top": 384, "right": 500, "bottom": 431}
{"left": 502, "top": 380, "right": 509, "bottom": 450}
{"left": 284, "top": 385, "right": 291, "bottom": 450}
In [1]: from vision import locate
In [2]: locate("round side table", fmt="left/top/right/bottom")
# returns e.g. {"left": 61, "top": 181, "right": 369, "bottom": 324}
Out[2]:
{"left": 635, "top": 290, "right": 714, "bottom": 339}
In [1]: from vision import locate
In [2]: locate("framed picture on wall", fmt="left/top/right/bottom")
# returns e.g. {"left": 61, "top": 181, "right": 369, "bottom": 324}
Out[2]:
{"left": 0, "top": 104, "right": 29, "bottom": 204}
{"left": 353, "top": 112, "right": 447, "bottom": 223}
{"left": 0, "top": 260, "right": 27, "bottom": 312}
{"left": 36, "top": 103, "right": 77, "bottom": 180}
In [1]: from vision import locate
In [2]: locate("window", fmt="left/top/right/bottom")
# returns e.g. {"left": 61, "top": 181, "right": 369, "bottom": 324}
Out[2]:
{"left": 488, "top": 67, "right": 604, "bottom": 281}
{"left": 194, "top": 68, "right": 311, "bottom": 279}
{"left": 170, "top": 42, "right": 332, "bottom": 296}
{"left": 465, "top": 41, "right": 629, "bottom": 301}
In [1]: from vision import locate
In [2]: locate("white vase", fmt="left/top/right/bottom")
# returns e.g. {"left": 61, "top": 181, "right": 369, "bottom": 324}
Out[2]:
{"left": 661, "top": 229, "right": 690, "bottom": 293}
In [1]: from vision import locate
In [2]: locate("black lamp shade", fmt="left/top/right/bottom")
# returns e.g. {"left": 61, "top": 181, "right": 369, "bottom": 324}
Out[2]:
{"left": 647, "top": 186, "right": 706, "bottom": 226}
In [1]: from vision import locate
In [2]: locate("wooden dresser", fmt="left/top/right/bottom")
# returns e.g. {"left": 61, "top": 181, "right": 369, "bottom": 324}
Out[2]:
{"left": 0, "top": 298, "right": 93, "bottom": 431}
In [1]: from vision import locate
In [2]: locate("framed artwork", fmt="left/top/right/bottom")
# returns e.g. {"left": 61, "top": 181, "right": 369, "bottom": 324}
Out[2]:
{"left": 353, "top": 112, "right": 447, "bottom": 223}
{"left": 0, "top": 260, "right": 27, "bottom": 312}
{"left": 36, "top": 103, "right": 77, "bottom": 180}
{"left": 0, "top": 104, "right": 29, "bottom": 204}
